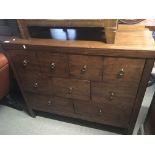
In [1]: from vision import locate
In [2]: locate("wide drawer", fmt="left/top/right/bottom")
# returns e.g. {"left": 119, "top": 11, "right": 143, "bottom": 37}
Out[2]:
{"left": 74, "top": 100, "right": 132, "bottom": 128}
{"left": 27, "top": 93, "right": 74, "bottom": 114}
{"left": 69, "top": 55, "right": 104, "bottom": 81}
{"left": 52, "top": 78, "right": 90, "bottom": 100}
{"left": 37, "top": 52, "right": 69, "bottom": 78}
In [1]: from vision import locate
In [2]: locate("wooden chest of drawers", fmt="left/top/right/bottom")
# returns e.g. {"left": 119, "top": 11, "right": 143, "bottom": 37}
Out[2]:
{"left": 1, "top": 28, "right": 155, "bottom": 134}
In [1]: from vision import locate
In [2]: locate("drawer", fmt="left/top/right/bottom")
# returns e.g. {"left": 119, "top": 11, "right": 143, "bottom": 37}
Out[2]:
{"left": 37, "top": 52, "right": 69, "bottom": 77}
{"left": 20, "top": 74, "right": 51, "bottom": 95}
{"left": 69, "top": 55, "right": 104, "bottom": 80}
{"left": 103, "top": 57, "right": 145, "bottom": 83}
{"left": 91, "top": 81, "right": 137, "bottom": 106}
{"left": 27, "top": 93, "right": 74, "bottom": 114}
{"left": 27, "top": 93, "right": 53, "bottom": 110}
{"left": 52, "top": 78, "right": 90, "bottom": 100}
{"left": 54, "top": 96, "right": 74, "bottom": 113}
{"left": 10, "top": 50, "right": 40, "bottom": 78}
{"left": 74, "top": 101, "right": 132, "bottom": 128}
{"left": 73, "top": 100, "right": 96, "bottom": 117}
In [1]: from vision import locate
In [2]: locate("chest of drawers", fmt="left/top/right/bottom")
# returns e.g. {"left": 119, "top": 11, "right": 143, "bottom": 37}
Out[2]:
{"left": 1, "top": 28, "right": 155, "bottom": 134}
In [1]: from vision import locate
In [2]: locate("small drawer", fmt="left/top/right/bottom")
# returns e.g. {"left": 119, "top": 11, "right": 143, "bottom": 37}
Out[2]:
{"left": 10, "top": 50, "right": 40, "bottom": 78}
{"left": 20, "top": 74, "right": 51, "bottom": 95}
{"left": 37, "top": 52, "right": 69, "bottom": 78}
{"left": 69, "top": 55, "right": 104, "bottom": 80}
{"left": 27, "top": 93, "right": 74, "bottom": 114}
{"left": 103, "top": 57, "right": 145, "bottom": 83}
{"left": 52, "top": 78, "right": 90, "bottom": 100}
{"left": 91, "top": 81, "right": 137, "bottom": 105}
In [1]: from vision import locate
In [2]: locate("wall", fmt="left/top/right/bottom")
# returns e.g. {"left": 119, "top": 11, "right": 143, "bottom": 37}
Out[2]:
{"left": 0, "top": 19, "right": 19, "bottom": 50}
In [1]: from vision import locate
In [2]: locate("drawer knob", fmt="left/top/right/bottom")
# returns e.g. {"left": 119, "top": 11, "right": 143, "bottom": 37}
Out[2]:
{"left": 68, "top": 87, "right": 73, "bottom": 94}
{"left": 109, "top": 91, "right": 115, "bottom": 100}
{"left": 47, "top": 100, "right": 52, "bottom": 105}
{"left": 98, "top": 108, "right": 103, "bottom": 116}
{"left": 50, "top": 62, "right": 55, "bottom": 70}
{"left": 23, "top": 59, "right": 28, "bottom": 67}
{"left": 118, "top": 68, "right": 125, "bottom": 78}
{"left": 81, "top": 65, "right": 87, "bottom": 73}
{"left": 23, "top": 45, "right": 27, "bottom": 49}
{"left": 33, "top": 82, "right": 38, "bottom": 88}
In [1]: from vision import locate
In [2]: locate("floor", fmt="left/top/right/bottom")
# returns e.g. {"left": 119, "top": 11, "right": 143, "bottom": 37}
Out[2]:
{"left": 0, "top": 84, "right": 154, "bottom": 135}
{"left": 133, "top": 83, "right": 155, "bottom": 134}
{"left": 0, "top": 104, "right": 117, "bottom": 135}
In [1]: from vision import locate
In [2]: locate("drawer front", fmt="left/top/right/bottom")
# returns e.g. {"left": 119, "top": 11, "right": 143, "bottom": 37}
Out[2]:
{"left": 103, "top": 57, "right": 145, "bottom": 83}
{"left": 27, "top": 93, "right": 53, "bottom": 110}
{"left": 53, "top": 78, "right": 90, "bottom": 100}
{"left": 10, "top": 50, "right": 40, "bottom": 78}
{"left": 69, "top": 55, "right": 104, "bottom": 80}
{"left": 37, "top": 52, "right": 69, "bottom": 77}
{"left": 73, "top": 100, "right": 95, "bottom": 117}
{"left": 20, "top": 74, "right": 51, "bottom": 95}
{"left": 74, "top": 101, "right": 131, "bottom": 128}
{"left": 91, "top": 81, "right": 137, "bottom": 105}
{"left": 91, "top": 81, "right": 136, "bottom": 127}
{"left": 27, "top": 93, "right": 74, "bottom": 114}
{"left": 53, "top": 97, "right": 74, "bottom": 113}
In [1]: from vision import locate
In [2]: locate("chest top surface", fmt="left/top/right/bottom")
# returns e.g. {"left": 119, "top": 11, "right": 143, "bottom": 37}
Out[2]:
{"left": 1, "top": 27, "right": 155, "bottom": 58}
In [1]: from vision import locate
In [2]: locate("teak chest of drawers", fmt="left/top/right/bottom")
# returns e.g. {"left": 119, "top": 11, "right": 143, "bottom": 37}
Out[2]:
{"left": 1, "top": 28, "right": 155, "bottom": 134}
